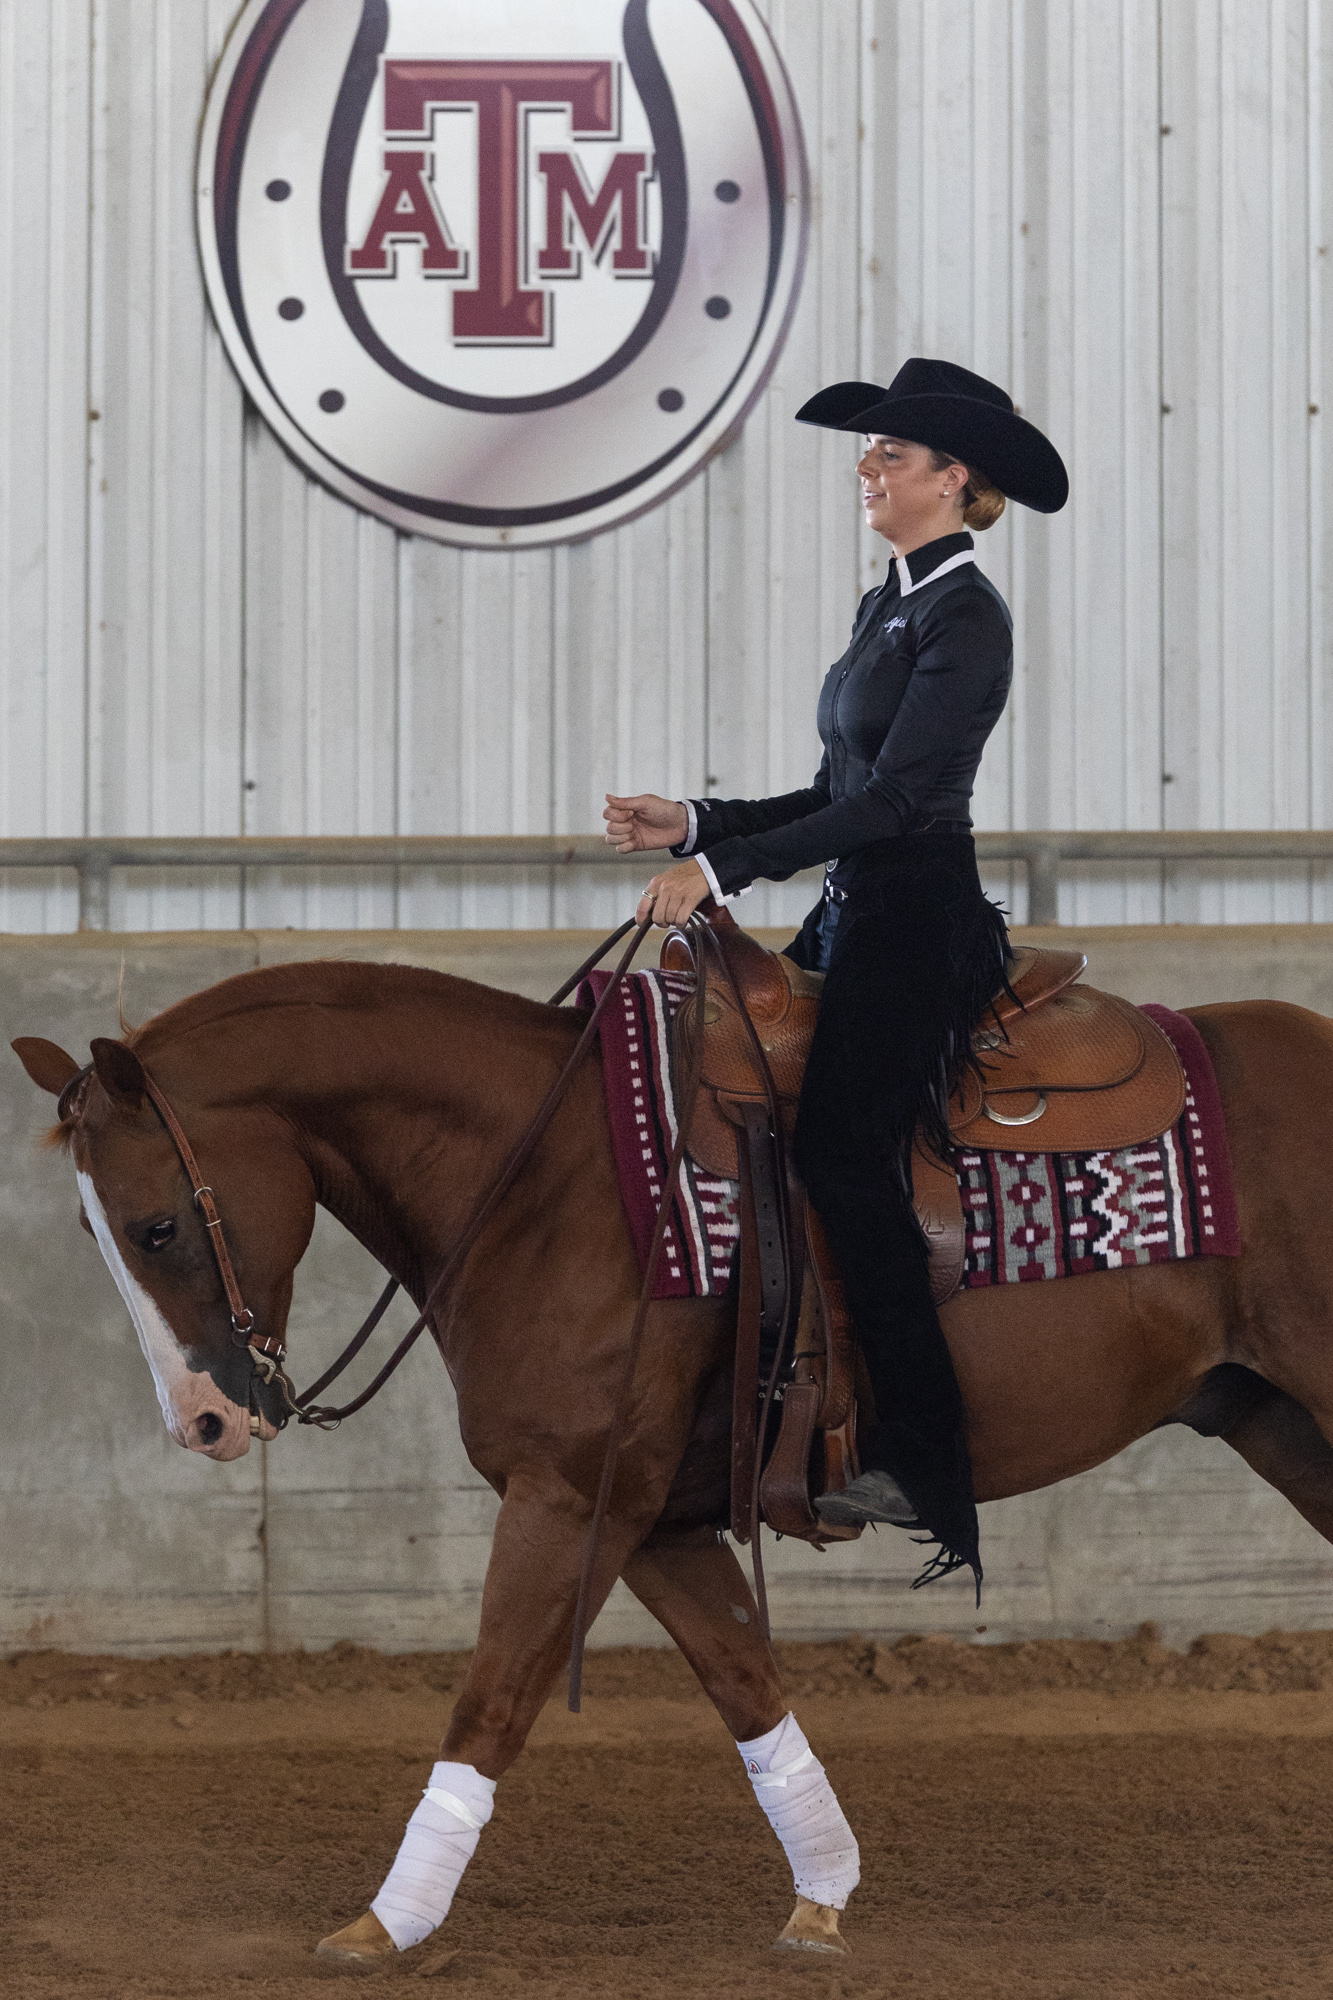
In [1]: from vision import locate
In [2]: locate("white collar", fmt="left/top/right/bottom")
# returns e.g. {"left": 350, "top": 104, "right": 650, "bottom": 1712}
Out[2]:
{"left": 894, "top": 547, "right": 977, "bottom": 598}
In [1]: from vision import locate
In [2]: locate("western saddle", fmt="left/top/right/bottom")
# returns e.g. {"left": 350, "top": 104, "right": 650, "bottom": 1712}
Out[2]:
{"left": 660, "top": 906, "right": 1186, "bottom": 1550}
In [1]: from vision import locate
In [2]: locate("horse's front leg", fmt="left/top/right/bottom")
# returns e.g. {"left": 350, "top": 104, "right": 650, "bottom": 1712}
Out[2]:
{"left": 316, "top": 1478, "right": 649, "bottom": 1964}
{"left": 622, "top": 1531, "right": 858, "bottom": 1956}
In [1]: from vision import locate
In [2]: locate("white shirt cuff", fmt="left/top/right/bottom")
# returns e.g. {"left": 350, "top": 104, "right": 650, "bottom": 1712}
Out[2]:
{"left": 695, "top": 852, "right": 725, "bottom": 902}
{"left": 694, "top": 851, "right": 752, "bottom": 905}
{"left": 677, "top": 800, "right": 699, "bottom": 853}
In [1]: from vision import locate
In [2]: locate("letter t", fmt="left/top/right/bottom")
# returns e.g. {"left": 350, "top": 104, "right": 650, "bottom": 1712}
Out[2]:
{"left": 383, "top": 59, "right": 618, "bottom": 343}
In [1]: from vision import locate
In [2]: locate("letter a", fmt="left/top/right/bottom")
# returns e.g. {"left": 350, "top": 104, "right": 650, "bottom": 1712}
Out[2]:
{"left": 347, "top": 151, "right": 462, "bottom": 276}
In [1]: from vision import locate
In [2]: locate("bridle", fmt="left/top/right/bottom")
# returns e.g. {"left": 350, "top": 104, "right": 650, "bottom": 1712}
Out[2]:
{"left": 64, "top": 916, "right": 684, "bottom": 1435}
{"left": 66, "top": 910, "right": 754, "bottom": 1710}
{"left": 62, "top": 1054, "right": 274, "bottom": 1392}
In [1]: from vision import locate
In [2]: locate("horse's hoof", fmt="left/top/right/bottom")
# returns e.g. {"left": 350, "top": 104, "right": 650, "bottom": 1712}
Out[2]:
{"left": 773, "top": 1896, "right": 851, "bottom": 1955}
{"left": 316, "top": 1910, "right": 397, "bottom": 1966}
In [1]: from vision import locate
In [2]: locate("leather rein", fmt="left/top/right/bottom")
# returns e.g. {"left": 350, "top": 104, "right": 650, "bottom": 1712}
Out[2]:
{"left": 90, "top": 916, "right": 658, "bottom": 1433}
{"left": 73, "top": 911, "right": 780, "bottom": 1711}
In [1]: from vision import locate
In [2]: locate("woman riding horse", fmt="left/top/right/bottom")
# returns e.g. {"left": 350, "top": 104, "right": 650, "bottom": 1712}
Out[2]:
{"left": 605, "top": 357, "right": 1069, "bottom": 1587}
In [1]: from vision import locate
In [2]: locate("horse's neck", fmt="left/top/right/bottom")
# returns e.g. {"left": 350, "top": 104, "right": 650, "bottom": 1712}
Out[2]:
{"left": 262, "top": 976, "right": 583, "bottom": 1297}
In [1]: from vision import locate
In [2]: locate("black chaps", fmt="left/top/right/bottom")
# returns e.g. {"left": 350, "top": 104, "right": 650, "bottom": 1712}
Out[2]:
{"left": 787, "top": 828, "right": 1011, "bottom": 1588}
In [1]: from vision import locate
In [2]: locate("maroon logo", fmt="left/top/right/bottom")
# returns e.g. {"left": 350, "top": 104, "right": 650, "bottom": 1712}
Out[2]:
{"left": 346, "top": 61, "right": 653, "bottom": 343}
{"left": 199, "top": 0, "right": 808, "bottom": 547}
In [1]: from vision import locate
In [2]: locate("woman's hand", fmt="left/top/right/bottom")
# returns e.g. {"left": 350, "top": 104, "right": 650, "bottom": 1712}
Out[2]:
{"left": 603, "top": 792, "right": 689, "bottom": 852}
{"left": 637, "top": 859, "right": 712, "bottom": 929}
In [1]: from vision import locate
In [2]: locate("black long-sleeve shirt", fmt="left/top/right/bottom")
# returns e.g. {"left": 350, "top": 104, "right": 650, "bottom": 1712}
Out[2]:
{"left": 676, "top": 532, "right": 1013, "bottom": 898}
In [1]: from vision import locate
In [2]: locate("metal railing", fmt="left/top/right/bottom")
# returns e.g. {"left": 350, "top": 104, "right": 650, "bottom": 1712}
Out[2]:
{"left": 3, "top": 830, "right": 1333, "bottom": 930}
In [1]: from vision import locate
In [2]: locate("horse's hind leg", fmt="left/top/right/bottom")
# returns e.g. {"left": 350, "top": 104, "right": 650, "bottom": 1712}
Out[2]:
{"left": 622, "top": 1528, "right": 784, "bottom": 1736}
{"left": 621, "top": 1530, "right": 859, "bottom": 1957}
{"left": 1208, "top": 1379, "right": 1333, "bottom": 1543}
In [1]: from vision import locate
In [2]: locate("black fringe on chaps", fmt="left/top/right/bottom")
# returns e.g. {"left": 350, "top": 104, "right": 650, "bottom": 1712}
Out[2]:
{"left": 787, "top": 829, "right": 1013, "bottom": 1594}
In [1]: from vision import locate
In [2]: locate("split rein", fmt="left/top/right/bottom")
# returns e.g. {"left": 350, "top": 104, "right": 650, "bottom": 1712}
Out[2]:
{"left": 128, "top": 916, "right": 662, "bottom": 1434}
{"left": 99, "top": 915, "right": 776, "bottom": 1712}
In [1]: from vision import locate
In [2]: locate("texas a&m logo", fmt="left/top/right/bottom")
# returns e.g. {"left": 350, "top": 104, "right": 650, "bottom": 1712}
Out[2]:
{"left": 345, "top": 58, "right": 654, "bottom": 340}
{"left": 198, "top": 1, "right": 807, "bottom": 547}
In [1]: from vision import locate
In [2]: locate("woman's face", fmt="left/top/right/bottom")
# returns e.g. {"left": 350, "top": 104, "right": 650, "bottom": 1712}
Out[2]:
{"left": 856, "top": 434, "right": 964, "bottom": 547}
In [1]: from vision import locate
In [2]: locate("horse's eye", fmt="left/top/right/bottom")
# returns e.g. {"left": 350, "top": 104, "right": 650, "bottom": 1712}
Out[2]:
{"left": 145, "top": 1219, "right": 176, "bottom": 1252}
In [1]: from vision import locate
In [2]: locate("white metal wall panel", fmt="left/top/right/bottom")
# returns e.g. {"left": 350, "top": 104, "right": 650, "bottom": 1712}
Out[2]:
{"left": 552, "top": 487, "right": 708, "bottom": 931}
{"left": 2, "top": 2, "right": 1332, "bottom": 932}
{"left": 1162, "top": 0, "right": 1330, "bottom": 922}
{"left": 1038, "top": 0, "right": 1164, "bottom": 924}
{"left": 87, "top": 0, "right": 249, "bottom": 933}
{"left": 404, "top": 538, "right": 553, "bottom": 931}
{"left": 0, "top": 0, "right": 91, "bottom": 934}
{"left": 241, "top": 436, "right": 402, "bottom": 929}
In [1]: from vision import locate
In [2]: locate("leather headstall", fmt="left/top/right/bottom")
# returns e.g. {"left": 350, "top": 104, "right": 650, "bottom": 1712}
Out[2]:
{"left": 66, "top": 908, "right": 780, "bottom": 1719}
{"left": 77, "top": 915, "right": 662, "bottom": 1441}
{"left": 137, "top": 1075, "right": 270, "bottom": 1361}
{"left": 61, "top": 1056, "right": 296, "bottom": 1423}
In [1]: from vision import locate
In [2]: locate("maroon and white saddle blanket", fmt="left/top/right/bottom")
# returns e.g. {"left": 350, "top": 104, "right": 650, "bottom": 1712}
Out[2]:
{"left": 581, "top": 968, "right": 741, "bottom": 1297}
{"left": 582, "top": 973, "right": 1240, "bottom": 1301}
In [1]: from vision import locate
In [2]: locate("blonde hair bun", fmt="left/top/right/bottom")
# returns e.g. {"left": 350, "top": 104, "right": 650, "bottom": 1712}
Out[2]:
{"left": 929, "top": 446, "right": 1006, "bottom": 531}
{"left": 962, "top": 475, "right": 1006, "bottom": 531}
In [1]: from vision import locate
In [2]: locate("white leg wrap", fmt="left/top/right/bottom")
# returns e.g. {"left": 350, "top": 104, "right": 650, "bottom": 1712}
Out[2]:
{"left": 737, "top": 1712, "right": 860, "bottom": 1910}
{"left": 370, "top": 1761, "right": 497, "bottom": 1949}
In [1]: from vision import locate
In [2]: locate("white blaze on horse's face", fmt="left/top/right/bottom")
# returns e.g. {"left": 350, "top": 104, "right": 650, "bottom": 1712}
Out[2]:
{"left": 77, "top": 1170, "right": 256, "bottom": 1462}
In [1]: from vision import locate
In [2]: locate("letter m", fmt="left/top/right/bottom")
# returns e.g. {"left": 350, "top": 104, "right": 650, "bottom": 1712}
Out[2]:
{"left": 536, "top": 151, "right": 652, "bottom": 277}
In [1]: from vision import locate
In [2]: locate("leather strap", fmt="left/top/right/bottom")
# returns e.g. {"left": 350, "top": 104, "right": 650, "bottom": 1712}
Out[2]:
{"left": 741, "top": 1102, "right": 789, "bottom": 1374}
{"left": 727, "top": 1107, "right": 788, "bottom": 1633}
{"left": 693, "top": 919, "right": 807, "bottom": 1636}
{"left": 729, "top": 1144, "right": 763, "bottom": 1545}
{"left": 140, "top": 1076, "right": 267, "bottom": 1352}
{"left": 135, "top": 916, "right": 656, "bottom": 1429}
{"left": 546, "top": 917, "right": 641, "bottom": 1007}
{"left": 292, "top": 1274, "right": 401, "bottom": 1406}
{"left": 757, "top": 1380, "right": 823, "bottom": 1537}
{"left": 287, "top": 914, "right": 655, "bottom": 1427}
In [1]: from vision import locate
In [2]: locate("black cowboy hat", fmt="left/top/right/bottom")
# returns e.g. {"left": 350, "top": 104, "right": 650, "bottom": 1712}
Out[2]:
{"left": 795, "top": 357, "right": 1068, "bottom": 514}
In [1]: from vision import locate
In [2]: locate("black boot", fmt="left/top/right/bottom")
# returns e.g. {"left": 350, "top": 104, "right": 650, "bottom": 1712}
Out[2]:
{"left": 816, "top": 1468, "right": 919, "bottom": 1528}
{"left": 809, "top": 1183, "right": 981, "bottom": 1590}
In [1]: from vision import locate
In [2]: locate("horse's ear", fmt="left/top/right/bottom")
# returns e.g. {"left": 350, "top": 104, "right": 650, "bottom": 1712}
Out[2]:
{"left": 11, "top": 1037, "right": 82, "bottom": 1096}
{"left": 90, "top": 1037, "right": 148, "bottom": 1109}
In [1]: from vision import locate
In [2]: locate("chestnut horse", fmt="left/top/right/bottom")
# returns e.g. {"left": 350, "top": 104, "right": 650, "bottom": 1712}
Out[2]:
{"left": 15, "top": 959, "right": 1333, "bottom": 1961}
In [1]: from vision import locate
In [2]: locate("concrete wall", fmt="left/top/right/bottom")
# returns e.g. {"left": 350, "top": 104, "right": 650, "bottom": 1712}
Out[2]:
{"left": 6, "top": 922, "right": 1333, "bottom": 1657}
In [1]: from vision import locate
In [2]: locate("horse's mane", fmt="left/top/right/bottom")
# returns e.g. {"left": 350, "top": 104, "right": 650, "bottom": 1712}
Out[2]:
{"left": 130, "top": 956, "right": 539, "bottom": 1049}
{"left": 45, "top": 956, "right": 563, "bottom": 1149}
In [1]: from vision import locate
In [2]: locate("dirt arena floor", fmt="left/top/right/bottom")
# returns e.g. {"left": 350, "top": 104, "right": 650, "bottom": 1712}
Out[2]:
{"left": 6, "top": 1628, "right": 1333, "bottom": 1999}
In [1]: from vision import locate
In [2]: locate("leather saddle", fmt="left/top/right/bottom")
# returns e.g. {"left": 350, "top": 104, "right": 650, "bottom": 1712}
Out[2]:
{"left": 662, "top": 906, "right": 1186, "bottom": 1550}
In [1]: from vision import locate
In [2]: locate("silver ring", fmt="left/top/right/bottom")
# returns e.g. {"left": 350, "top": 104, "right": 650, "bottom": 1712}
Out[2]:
{"left": 982, "top": 1092, "right": 1048, "bottom": 1127}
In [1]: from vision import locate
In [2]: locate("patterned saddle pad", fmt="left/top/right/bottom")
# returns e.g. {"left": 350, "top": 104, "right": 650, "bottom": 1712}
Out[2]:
{"left": 959, "top": 1006, "right": 1239, "bottom": 1284}
{"left": 580, "top": 968, "right": 739, "bottom": 1297}
{"left": 582, "top": 976, "right": 1240, "bottom": 1301}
